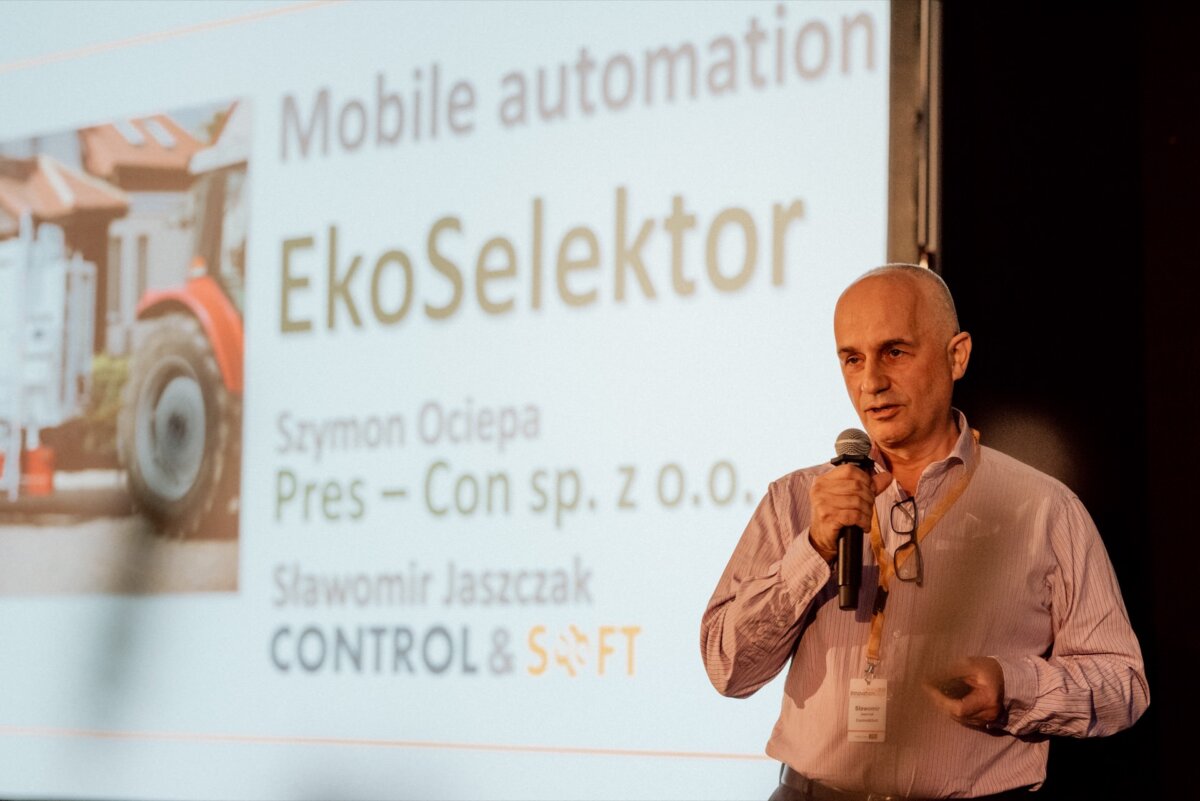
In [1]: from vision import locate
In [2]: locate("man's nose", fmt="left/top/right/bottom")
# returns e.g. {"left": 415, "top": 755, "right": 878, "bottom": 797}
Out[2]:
{"left": 860, "top": 359, "right": 890, "bottom": 393}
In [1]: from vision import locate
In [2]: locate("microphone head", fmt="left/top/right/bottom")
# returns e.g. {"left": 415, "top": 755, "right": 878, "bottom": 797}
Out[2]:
{"left": 834, "top": 428, "right": 872, "bottom": 458}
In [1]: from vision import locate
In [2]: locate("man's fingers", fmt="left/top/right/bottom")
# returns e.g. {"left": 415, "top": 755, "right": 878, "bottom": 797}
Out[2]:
{"left": 957, "top": 689, "right": 992, "bottom": 721}
{"left": 819, "top": 494, "right": 874, "bottom": 516}
{"left": 821, "top": 465, "right": 875, "bottom": 492}
{"left": 809, "top": 464, "right": 890, "bottom": 554}
{"left": 819, "top": 504, "right": 873, "bottom": 533}
{"left": 924, "top": 682, "right": 962, "bottom": 718}
{"left": 925, "top": 663, "right": 1005, "bottom": 729}
{"left": 812, "top": 490, "right": 875, "bottom": 527}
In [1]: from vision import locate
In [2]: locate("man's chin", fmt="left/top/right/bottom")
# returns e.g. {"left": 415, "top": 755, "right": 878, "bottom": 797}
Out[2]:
{"left": 863, "top": 420, "right": 910, "bottom": 450}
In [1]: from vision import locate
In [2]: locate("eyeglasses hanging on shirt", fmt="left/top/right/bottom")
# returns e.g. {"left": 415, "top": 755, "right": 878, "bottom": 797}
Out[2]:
{"left": 891, "top": 496, "right": 922, "bottom": 586}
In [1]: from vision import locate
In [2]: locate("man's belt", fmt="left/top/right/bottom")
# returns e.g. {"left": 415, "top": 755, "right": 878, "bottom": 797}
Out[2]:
{"left": 780, "top": 766, "right": 1034, "bottom": 801}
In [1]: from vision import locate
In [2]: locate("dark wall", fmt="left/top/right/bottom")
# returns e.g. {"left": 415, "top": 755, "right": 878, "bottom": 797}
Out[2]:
{"left": 939, "top": 3, "right": 1198, "bottom": 797}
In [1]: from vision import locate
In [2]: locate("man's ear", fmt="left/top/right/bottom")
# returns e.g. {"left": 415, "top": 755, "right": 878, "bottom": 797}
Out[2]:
{"left": 948, "top": 331, "right": 972, "bottom": 381}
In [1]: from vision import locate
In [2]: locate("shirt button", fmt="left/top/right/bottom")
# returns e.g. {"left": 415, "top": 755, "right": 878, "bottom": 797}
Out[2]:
{"left": 776, "top": 617, "right": 789, "bottom": 628}
{"left": 892, "top": 631, "right": 900, "bottom": 639}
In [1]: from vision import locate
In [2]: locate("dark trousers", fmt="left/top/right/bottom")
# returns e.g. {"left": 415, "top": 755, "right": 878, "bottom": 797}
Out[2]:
{"left": 768, "top": 769, "right": 1037, "bottom": 801}
{"left": 768, "top": 780, "right": 808, "bottom": 801}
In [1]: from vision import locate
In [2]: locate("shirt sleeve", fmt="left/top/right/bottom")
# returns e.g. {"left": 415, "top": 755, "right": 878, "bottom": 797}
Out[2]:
{"left": 993, "top": 493, "right": 1150, "bottom": 737}
{"left": 700, "top": 474, "right": 834, "bottom": 698}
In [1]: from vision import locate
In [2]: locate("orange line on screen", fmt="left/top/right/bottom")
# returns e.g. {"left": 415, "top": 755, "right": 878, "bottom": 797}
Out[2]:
{"left": 0, "top": 725, "right": 769, "bottom": 761}
{"left": 0, "top": 0, "right": 343, "bottom": 75}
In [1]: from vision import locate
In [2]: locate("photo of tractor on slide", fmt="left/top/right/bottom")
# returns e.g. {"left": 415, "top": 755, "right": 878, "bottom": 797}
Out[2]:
{"left": 118, "top": 103, "right": 247, "bottom": 543}
{"left": 0, "top": 99, "right": 249, "bottom": 595}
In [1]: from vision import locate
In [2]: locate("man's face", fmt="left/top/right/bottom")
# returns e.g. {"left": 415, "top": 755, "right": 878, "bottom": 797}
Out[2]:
{"left": 833, "top": 275, "right": 968, "bottom": 455}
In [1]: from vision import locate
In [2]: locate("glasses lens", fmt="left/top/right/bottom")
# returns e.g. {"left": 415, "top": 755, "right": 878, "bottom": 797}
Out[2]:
{"left": 895, "top": 540, "right": 922, "bottom": 584}
{"left": 891, "top": 499, "right": 916, "bottom": 535}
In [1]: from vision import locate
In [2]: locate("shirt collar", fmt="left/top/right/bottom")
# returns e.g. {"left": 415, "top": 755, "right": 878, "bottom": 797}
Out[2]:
{"left": 946, "top": 408, "right": 978, "bottom": 469}
{"left": 869, "top": 408, "right": 978, "bottom": 495}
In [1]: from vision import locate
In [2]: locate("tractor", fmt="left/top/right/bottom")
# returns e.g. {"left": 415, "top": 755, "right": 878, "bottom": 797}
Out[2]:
{"left": 118, "top": 103, "right": 248, "bottom": 538}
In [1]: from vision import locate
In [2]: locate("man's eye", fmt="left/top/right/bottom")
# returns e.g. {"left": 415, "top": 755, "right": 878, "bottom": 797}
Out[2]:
{"left": 843, "top": 356, "right": 861, "bottom": 366}
{"left": 887, "top": 348, "right": 904, "bottom": 358}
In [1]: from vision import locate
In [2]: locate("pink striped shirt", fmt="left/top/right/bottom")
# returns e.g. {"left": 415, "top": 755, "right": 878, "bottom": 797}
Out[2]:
{"left": 701, "top": 415, "right": 1148, "bottom": 797}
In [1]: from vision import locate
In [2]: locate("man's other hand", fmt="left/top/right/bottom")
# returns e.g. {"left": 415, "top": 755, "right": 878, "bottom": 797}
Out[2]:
{"left": 926, "top": 657, "right": 1006, "bottom": 730}
{"left": 808, "top": 466, "right": 892, "bottom": 561}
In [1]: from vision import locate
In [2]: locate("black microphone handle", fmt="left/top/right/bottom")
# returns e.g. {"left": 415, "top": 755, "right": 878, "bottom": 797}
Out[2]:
{"left": 830, "top": 439, "right": 873, "bottom": 613}
{"left": 837, "top": 525, "right": 863, "bottom": 610}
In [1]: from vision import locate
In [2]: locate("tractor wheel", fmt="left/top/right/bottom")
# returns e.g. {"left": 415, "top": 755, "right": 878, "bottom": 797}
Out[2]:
{"left": 118, "top": 312, "right": 240, "bottom": 539}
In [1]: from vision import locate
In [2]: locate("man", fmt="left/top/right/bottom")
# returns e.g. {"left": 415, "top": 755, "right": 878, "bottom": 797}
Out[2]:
{"left": 701, "top": 265, "right": 1147, "bottom": 800}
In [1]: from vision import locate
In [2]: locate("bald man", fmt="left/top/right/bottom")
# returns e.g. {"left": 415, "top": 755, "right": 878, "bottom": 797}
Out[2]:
{"left": 701, "top": 265, "right": 1147, "bottom": 801}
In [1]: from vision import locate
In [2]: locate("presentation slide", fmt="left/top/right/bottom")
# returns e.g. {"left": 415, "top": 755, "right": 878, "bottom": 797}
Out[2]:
{"left": 0, "top": 2, "right": 890, "bottom": 798}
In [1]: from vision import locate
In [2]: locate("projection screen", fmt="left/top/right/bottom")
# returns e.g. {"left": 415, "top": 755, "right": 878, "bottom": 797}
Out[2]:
{"left": 0, "top": 1, "right": 915, "bottom": 798}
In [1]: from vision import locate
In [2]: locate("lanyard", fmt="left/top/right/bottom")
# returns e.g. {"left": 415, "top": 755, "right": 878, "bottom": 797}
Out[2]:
{"left": 862, "top": 432, "right": 980, "bottom": 679}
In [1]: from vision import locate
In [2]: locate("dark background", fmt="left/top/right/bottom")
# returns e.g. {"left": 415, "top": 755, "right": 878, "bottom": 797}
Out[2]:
{"left": 939, "top": 2, "right": 1197, "bottom": 797}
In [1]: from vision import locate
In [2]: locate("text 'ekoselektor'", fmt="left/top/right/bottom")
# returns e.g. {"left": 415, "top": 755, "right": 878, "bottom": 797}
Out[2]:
{"left": 279, "top": 187, "right": 804, "bottom": 332}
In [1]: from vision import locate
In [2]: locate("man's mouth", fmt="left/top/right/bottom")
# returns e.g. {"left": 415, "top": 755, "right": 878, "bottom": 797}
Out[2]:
{"left": 866, "top": 403, "right": 901, "bottom": 419}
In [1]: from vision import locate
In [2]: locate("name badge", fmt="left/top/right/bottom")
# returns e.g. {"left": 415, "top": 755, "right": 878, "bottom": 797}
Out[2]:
{"left": 848, "top": 678, "right": 887, "bottom": 742}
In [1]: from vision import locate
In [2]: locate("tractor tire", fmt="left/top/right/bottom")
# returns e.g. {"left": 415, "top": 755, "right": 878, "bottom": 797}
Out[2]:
{"left": 118, "top": 312, "right": 241, "bottom": 539}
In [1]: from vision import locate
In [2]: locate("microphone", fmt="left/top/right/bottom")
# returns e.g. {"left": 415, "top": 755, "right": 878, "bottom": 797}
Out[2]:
{"left": 831, "top": 428, "right": 873, "bottom": 610}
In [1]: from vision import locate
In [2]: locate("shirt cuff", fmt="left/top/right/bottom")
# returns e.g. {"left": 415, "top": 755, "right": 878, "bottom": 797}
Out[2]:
{"left": 778, "top": 527, "right": 832, "bottom": 600}
{"left": 991, "top": 655, "right": 1038, "bottom": 731}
